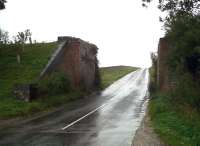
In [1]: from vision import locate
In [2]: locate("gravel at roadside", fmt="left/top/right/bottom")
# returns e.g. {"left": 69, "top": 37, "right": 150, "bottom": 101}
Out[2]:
{"left": 132, "top": 114, "right": 166, "bottom": 146}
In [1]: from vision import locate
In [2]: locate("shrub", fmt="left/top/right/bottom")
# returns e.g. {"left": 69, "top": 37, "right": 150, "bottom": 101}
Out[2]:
{"left": 38, "top": 72, "right": 71, "bottom": 95}
{"left": 171, "top": 73, "right": 200, "bottom": 109}
{"left": 149, "top": 65, "right": 157, "bottom": 94}
{"left": 149, "top": 80, "right": 156, "bottom": 93}
{"left": 167, "top": 15, "right": 200, "bottom": 81}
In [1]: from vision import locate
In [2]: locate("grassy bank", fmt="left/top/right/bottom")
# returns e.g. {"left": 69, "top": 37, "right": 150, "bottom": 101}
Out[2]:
{"left": 0, "top": 42, "right": 137, "bottom": 118}
{"left": 0, "top": 43, "right": 57, "bottom": 99}
{"left": 0, "top": 43, "right": 58, "bottom": 118}
{"left": 149, "top": 94, "right": 200, "bottom": 146}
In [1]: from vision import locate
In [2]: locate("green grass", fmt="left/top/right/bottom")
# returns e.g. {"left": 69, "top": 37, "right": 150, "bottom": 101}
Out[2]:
{"left": 0, "top": 91, "right": 83, "bottom": 118}
{"left": 0, "top": 43, "right": 57, "bottom": 99}
{"left": 0, "top": 43, "right": 58, "bottom": 118}
{"left": 149, "top": 94, "right": 200, "bottom": 146}
{"left": 100, "top": 66, "right": 138, "bottom": 88}
{"left": 0, "top": 43, "right": 138, "bottom": 119}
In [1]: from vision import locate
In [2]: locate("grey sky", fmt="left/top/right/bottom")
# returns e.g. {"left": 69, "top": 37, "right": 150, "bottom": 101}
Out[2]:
{"left": 0, "top": 0, "right": 164, "bottom": 67}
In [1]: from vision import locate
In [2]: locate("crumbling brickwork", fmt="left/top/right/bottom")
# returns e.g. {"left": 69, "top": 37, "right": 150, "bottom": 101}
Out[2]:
{"left": 40, "top": 36, "right": 100, "bottom": 90}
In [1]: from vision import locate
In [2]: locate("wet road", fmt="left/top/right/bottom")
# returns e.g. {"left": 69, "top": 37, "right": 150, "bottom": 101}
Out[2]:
{"left": 0, "top": 69, "right": 149, "bottom": 146}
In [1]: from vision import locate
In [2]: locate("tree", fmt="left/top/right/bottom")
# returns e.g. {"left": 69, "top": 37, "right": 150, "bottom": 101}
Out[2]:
{"left": 29, "top": 34, "right": 32, "bottom": 44}
{"left": 0, "top": 0, "right": 6, "bottom": 10}
{"left": 142, "top": 0, "right": 200, "bottom": 23}
{"left": 17, "top": 29, "right": 32, "bottom": 51}
{"left": 166, "top": 14, "right": 200, "bottom": 78}
{"left": 157, "top": 0, "right": 200, "bottom": 14}
{"left": 142, "top": 0, "right": 200, "bottom": 12}
{"left": 11, "top": 36, "right": 22, "bottom": 64}
{"left": 15, "top": 43, "right": 22, "bottom": 64}
{"left": 0, "top": 28, "right": 9, "bottom": 44}
{"left": 13, "top": 29, "right": 32, "bottom": 63}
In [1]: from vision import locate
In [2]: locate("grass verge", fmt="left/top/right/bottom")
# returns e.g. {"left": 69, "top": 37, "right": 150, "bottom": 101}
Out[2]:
{"left": 149, "top": 94, "right": 200, "bottom": 146}
{"left": 0, "top": 91, "right": 83, "bottom": 118}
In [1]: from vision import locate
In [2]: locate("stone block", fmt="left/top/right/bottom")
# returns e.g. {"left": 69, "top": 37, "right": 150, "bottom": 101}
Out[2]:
{"left": 13, "top": 84, "right": 37, "bottom": 102}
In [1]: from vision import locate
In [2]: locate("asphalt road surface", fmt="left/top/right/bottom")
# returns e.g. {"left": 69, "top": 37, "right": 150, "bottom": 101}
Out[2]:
{"left": 0, "top": 69, "right": 149, "bottom": 146}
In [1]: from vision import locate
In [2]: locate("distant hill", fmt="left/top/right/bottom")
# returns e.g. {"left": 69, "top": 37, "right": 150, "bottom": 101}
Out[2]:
{"left": 100, "top": 65, "right": 139, "bottom": 88}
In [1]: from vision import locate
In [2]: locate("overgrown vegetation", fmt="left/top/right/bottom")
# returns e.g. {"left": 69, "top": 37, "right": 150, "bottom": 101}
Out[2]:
{"left": 149, "top": 18, "right": 200, "bottom": 144}
{"left": 149, "top": 94, "right": 200, "bottom": 146}
{"left": 38, "top": 72, "right": 71, "bottom": 95}
{"left": 150, "top": 58, "right": 200, "bottom": 145}
{"left": 164, "top": 14, "right": 200, "bottom": 108}
{"left": 147, "top": 0, "right": 200, "bottom": 145}
{"left": 149, "top": 53, "right": 157, "bottom": 93}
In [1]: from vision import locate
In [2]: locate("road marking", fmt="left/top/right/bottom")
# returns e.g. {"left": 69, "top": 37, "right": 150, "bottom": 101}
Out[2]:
{"left": 61, "top": 102, "right": 108, "bottom": 130}
{"left": 61, "top": 70, "right": 141, "bottom": 130}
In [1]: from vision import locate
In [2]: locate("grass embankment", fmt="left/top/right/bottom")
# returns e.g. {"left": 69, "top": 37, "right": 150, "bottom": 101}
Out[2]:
{"left": 0, "top": 43, "right": 61, "bottom": 118}
{"left": 0, "top": 43, "right": 57, "bottom": 99}
{"left": 149, "top": 69, "right": 200, "bottom": 146}
{"left": 0, "top": 43, "right": 137, "bottom": 118}
{"left": 100, "top": 66, "right": 138, "bottom": 89}
{"left": 149, "top": 95, "right": 200, "bottom": 146}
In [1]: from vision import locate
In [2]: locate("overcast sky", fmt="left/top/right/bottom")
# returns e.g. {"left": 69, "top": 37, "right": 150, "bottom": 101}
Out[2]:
{"left": 0, "top": 0, "right": 164, "bottom": 67}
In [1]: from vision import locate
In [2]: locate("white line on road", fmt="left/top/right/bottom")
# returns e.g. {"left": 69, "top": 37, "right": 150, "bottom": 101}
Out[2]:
{"left": 61, "top": 102, "right": 108, "bottom": 130}
{"left": 61, "top": 70, "right": 140, "bottom": 130}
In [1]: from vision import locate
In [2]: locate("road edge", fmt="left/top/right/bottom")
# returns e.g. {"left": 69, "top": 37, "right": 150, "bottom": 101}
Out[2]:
{"left": 0, "top": 91, "right": 100, "bottom": 131}
{"left": 132, "top": 113, "right": 166, "bottom": 146}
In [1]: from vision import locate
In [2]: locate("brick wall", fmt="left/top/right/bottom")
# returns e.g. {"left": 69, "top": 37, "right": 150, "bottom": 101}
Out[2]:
{"left": 40, "top": 36, "right": 100, "bottom": 90}
{"left": 157, "top": 38, "right": 170, "bottom": 92}
{"left": 57, "top": 39, "right": 81, "bottom": 88}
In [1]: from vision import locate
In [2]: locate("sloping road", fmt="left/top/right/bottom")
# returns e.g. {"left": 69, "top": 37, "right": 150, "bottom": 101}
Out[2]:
{"left": 0, "top": 69, "right": 149, "bottom": 146}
